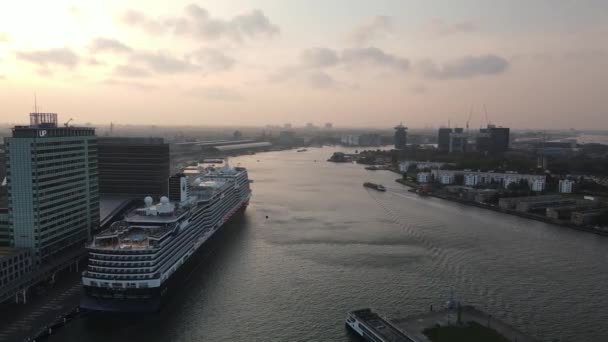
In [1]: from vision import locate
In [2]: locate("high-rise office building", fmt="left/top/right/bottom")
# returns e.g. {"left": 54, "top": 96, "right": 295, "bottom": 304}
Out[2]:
{"left": 477, "top": 125, "right": 510, "bottom": 153}
{"left": 394, "top": 123, "right": 408, "bottom": 149}
{"left": 97, "top": 137, "right": 170, "bottom": 198}
{"left": 4, "top": 113, "right": 98, "bottom": 264}
{"left": 438, "top": 128, "right": 452, "bottom": 151}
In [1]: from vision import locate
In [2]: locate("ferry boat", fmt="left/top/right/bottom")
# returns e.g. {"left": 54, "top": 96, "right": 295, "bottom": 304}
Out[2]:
{"left": 80, "top": 166, "right": 251, "bottom": 312}
{"left": 346, "top": 308, "right": 414, "bottom": 342}
{"left": 363, "top": 182, "right": 386, "bottom": 192}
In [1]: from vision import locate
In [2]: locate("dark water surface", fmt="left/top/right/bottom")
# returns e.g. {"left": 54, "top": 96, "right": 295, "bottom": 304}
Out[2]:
{"left": 52, "top": 147, "right": 608, "bottom": 341}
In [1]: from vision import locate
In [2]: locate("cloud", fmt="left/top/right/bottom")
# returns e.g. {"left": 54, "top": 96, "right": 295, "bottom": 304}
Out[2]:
{"left": 410, "top": 84, "right": 427, "bottom": 94}
{"left": 186, "top": 86, "right": 243, "bottom": 101}
{"left": 86, "top": 58, "right": 104, "bottom": 66}
{"left": 114, "top": 64, "right": 150, "bottom": 77}
{"left": 100, "top": 78, "right": 157, "bottom": 91}
{"left": 67, "top": 5, "right": 82, "bottom": 18}
{"left": 425, "top": 18, "right": 477, "bottom": 35}
{"left": 89, "top": 37, "right": 132, "bottom": 53}
{"left": 348, "top": 16, "right": 392, "bottom": 45}
{"left": 420, "top": 54, "right": 508, "bottom": 79}
{"left": 300, "top": 48, "right": 340, "bottom": 68}
{"left": 120, "top": 5, "right": 279, "bottom": 42}
{"left": 37, "top": 68, "right": 54, "bottom": 77}
{"left": 562, "top": 49, "right": 608, "bottom": 61}
{"left": 120, "top": 10, "right": 165, "bottom": 34}
{"left": 188, "top": 48, "right": 235, "bottom": 71}
{"left": 16, "top": 48, "right": 79, "bottom": 68}
{"left": 307, "top": 70, "right": 337, "bottom": 88}
{"left": 0, "top": 32, "right": 8, "bottom": 43}
{"left": 341, "top": 47, "right": 409, "bottom": 70}
{"left": 130, "top": 51, "right": 198, "bottom": 74}
{"left": 271, "top": 46, "right": 409, "bottom": 88}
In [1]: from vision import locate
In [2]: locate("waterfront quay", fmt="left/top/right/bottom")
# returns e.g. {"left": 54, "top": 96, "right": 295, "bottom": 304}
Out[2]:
{"left": 0, "top": 270, "right": 82, "bottom": 342}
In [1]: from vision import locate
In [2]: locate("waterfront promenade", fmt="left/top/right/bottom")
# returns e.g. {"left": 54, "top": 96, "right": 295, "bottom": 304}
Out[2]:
{"left": 392, "top": 306, "right": 539, "bottom": 342}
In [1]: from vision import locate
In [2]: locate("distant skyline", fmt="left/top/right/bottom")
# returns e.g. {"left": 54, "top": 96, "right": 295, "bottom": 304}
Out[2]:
{"left": 0, "top": 0, "right": 607, "bottom": 129}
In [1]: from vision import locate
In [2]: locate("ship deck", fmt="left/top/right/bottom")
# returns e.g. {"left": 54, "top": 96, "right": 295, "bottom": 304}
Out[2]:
{"left": 351, "top": 309, "right": 416, "bottom": 342}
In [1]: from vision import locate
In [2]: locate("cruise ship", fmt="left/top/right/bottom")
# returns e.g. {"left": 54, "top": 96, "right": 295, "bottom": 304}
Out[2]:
{"left": 80, "top": 166, "right": 251, "bottom": 312}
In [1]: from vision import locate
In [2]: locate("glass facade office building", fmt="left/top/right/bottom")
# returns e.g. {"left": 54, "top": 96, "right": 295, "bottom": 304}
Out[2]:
{"left": 4, "top": 113, "right": 99, "bottom": 264}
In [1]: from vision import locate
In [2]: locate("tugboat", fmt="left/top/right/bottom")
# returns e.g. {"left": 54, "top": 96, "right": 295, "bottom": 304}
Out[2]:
{"left": 363, "top": 182, "right": 386, "bottom": 192}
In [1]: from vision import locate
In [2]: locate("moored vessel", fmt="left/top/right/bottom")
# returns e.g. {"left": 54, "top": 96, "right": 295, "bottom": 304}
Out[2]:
{"left": 81, "top": 166, "right": 251, "bottom": 312}
{"left": 363, "top": 182, "right": 386, "bottom": 192}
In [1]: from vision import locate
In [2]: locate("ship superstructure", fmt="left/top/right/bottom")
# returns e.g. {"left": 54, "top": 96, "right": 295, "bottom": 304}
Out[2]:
{"left": 81, "top": 166, "right": 251, "bottom": 312}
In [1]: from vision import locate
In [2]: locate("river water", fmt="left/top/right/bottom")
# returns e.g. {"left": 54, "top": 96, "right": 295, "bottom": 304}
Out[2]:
{"left": 51, "top": 146, "right": 608, "bottom": 342}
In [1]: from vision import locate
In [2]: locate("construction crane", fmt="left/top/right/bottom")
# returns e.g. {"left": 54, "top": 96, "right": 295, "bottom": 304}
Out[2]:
{"left": 483, "top": 104, "right": 490, "bottom": 127}
{"left": 466, "top": 105, "right": 473, "bottom": 134}
{"left": 64, "top": 118, "right": 73, "bottom": 127}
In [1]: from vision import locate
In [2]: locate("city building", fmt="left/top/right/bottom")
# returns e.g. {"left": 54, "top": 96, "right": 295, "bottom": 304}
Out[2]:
{"left": 278, "top": 131, "right": 297, "bottom": 145}
{"left": 394, "top": 123, "right": 408, "bottom": 150}
{"left": 437, "top": 128, "right": 452, "bottom": 152}
{"left": 0, "top": 148, "right": 6, "bottom": 207}
{"left": 559, "top": 179, "right": 575, "bottom": 193}
{"left": 477, "top": 125, "right": 510, "bottom": 153}
{"left": 168, "top": 173, "right": 188, "bottom": 203}
{"left": 4, "top": 113, "right": 99, "bottom": 264}
{"left": 341, "top": 134, "right": 381, "bottom": 147}
{"left": 398, "top": 161, "right": 446, "bottom": 173}
{"left": 464, "top": 174, "right": 480, "bottom": 186}
{"left": 325, "top": 123, "right": 333, "bottom": 129}
{"left": 449, "top": 128, "right": 467, "bottom": 152}
{"left": 359, "top": 134, "right": 381, "bottom": 146}
{"left": 417, "top": 172, "right": 431, "bottom": 183}
{"left": 531, "top": 179, "right": 546, "bottom": 192}
{"left": 0, "top": 208, "right": 9, "bottom": 247}
{"left": 284, "top": 123, "right": 292, "bottom": 129}
{"left": 571, "top": 209, "right": 607, "bottom": 226}
{"left": 0, "top": 247, "right": 33, "bottom": 303}
{"left": 432, "top": 170, "right": 546, "bottom": 191}
{"left": 341, "top": 135, "right": 360, "bottom": 146}
{"left": 439, "top": 174, "right": 454, "bottom": 185}
{"left": 98, "top": 137, "right": 170, "bottom": 198}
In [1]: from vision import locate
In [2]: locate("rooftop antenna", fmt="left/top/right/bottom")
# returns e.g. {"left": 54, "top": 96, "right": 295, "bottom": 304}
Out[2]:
{"left": 34, "top": 92, "right": 38, "bottom": 113}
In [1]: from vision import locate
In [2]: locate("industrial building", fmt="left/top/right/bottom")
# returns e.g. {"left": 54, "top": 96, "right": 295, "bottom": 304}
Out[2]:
{"left": 211, "top": 141, "right": 272, "bottom": 154}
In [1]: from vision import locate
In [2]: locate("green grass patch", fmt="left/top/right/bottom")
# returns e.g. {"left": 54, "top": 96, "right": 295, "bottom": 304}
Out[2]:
{"left": 423, "top": 321, "right": 510, "bottom": 342}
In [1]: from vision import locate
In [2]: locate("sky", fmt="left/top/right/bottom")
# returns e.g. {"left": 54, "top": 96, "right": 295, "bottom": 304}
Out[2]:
{"left": 0, "top": 0, "right": 607, "bottom": 129}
